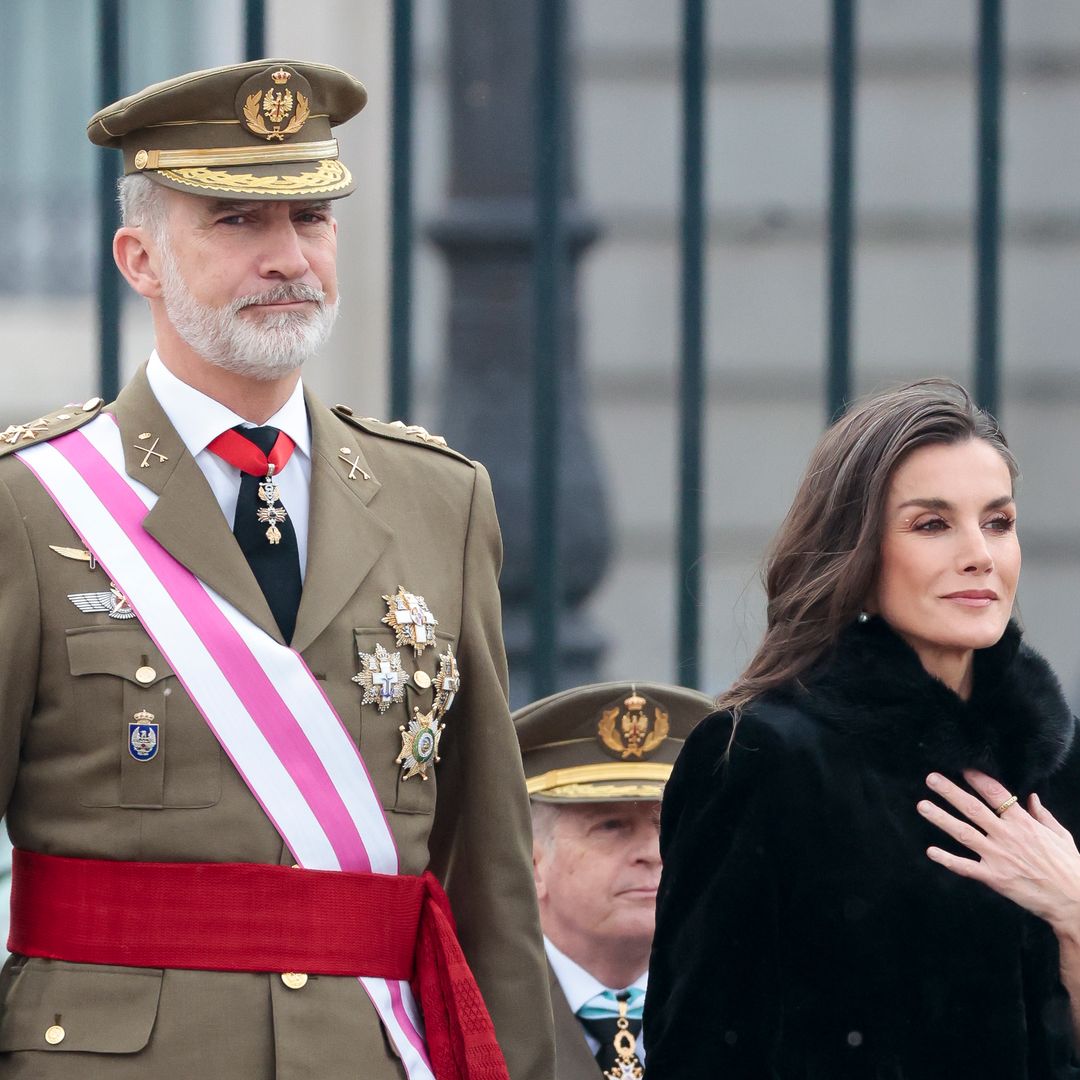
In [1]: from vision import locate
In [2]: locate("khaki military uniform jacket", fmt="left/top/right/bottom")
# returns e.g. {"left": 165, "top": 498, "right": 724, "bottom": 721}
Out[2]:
{"left": 548, "top": 964, "right": 602, "bottom": 1080}
{"left": 0, "top": 369, "right": 554, "bottom": 1080}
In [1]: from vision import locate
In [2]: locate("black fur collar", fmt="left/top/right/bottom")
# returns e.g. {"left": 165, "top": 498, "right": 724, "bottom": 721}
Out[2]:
{"left": 776, "top": 618, "right": 1074, "bottom": 791}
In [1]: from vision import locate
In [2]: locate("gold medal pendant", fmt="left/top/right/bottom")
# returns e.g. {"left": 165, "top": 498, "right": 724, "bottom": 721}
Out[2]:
{"left": 602, "top": 999, "right": 644, "bottom": 1080}
{"left": 255, "top": 466, "right": 288, "bottom": 544}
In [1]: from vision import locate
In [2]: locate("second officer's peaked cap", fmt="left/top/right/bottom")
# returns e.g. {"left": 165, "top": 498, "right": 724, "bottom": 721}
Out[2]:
{"left": 514, "top": 681, "right": 714, "bottom": 803}
{"left": 87, "top": 59, "right": 367, "bottom": 200}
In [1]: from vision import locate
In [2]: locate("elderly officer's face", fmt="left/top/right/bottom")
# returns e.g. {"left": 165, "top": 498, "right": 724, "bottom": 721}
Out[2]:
{"left": 155, "top": 189, "right": 340, "bottom": 379}
{"left": 533, "top": 801, "right": 661, "bottom": 962}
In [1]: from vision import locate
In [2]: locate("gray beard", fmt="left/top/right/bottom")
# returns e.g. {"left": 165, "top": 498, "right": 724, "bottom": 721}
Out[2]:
{"left": 159, "top": 248, "right": 339, "bottom": 381}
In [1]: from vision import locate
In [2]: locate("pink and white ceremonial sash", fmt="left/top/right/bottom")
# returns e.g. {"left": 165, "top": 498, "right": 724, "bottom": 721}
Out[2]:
{"left": 17, "top": 414, "right": 435, "bottom": 1080}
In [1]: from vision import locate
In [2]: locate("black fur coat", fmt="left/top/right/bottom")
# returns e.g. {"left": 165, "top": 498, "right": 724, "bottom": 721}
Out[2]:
{"left": 644, "top": 619, "right": 1080, "bottom": 1080}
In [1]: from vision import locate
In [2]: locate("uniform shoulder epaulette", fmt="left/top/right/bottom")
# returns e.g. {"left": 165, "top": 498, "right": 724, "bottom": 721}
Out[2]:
{"left": 0, "top": 397, "right": 105, "bottom": 459}
{"left": 332, "top": 404, "right": 474, "bottom": 467}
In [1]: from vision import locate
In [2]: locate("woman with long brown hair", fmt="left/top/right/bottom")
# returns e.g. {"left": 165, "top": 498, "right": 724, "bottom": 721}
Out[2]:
{"left": 643, "top": 380, "right": 1080, "bottom": 1078}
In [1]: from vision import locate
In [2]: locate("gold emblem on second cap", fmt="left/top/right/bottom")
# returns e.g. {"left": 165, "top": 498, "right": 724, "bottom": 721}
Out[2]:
{"left": 598, "top": 689, "right": 670, "bottom": 760}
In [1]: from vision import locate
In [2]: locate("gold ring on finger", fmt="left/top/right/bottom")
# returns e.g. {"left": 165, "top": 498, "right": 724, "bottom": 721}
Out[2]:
{"left": 994, "top": 795, "right": 1019, "bottom": 817}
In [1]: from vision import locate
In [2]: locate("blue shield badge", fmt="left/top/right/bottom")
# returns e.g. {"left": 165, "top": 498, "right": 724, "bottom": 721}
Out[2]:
{"left": 128, "top": 721, "right": 159, "bottom": 761}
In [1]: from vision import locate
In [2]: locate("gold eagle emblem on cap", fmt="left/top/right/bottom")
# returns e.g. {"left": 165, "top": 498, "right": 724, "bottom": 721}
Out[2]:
{"left": 598, "top": 690, "right": 669, "bottom": 760}
{"left": 241, "top": 67, "right": 310, "bottom": 142}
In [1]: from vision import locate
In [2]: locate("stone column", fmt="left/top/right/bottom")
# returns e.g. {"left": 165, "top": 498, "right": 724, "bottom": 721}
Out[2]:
{"left": 429, "top": 0, "right": 610, "bottom": 706}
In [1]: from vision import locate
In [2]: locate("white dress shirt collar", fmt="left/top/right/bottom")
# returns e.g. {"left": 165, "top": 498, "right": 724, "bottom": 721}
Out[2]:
{"left": 145, "top": 351, "right": 311, "bottom": 456}
{"left": 543, "top": 936, "right": 648, "bottom": 1016}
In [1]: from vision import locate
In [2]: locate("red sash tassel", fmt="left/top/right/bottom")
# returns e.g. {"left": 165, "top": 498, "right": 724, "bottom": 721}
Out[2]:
{"left": 413, "top": 874, "right": 510, "bottom": 1080}
{"left": 9, "top": 850, "right": 509, "bottom": 1080}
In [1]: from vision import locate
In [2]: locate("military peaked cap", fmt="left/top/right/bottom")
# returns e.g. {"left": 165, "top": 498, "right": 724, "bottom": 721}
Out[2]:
{"left": 514, "top": 681, "right": 714, "bottom": 803}
{"left": 87, "top": 59, "right": 366, "bottom": 200}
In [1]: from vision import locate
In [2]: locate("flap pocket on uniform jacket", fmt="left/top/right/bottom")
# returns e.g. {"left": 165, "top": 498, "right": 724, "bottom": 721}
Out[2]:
{"left": 64, "top": 626, "right": 221, "bottom": 810}
{"left": 66, "top": 626, "right": 173, "bottom": 685}
{"left": 0, "top": 959, "right": 162, "bottom": 1053}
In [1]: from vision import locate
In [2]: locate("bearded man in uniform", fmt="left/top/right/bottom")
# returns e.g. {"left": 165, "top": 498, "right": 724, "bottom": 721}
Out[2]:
{"left": 0, "top": 59, "right": 553, "bottom": 1080}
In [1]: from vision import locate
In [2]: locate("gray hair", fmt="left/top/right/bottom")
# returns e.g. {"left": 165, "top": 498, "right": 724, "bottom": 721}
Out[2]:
{"left": 530, "top": 800, "right": 564, "bottom": 849}
{"left": 117, "top": 174, "right": 170, "bottom": 246}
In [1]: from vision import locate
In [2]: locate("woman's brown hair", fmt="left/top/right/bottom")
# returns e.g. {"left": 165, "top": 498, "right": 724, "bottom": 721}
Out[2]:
{"left": 716, "top": 378, "right": 1018, "bottom": 718}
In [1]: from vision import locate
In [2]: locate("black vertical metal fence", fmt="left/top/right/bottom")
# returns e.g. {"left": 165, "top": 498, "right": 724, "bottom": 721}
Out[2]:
{"left": 243, "top": 0, "right": 266, "bottom": 61}
{"left": 975, "top": 0, "right": 1003, "bottom": 418}
{"left": 676, "top": 0, "right": 708, "bottom": 690}
{"left": 826, "top": 0, "right": 857, "bottom": 422}
{"left": 88, "top": 3, "right": 1005, "bottom": 691}
{"left": 390, "top": 0, "right": 415, "bottom": 423}
{"left": 530, "top": 0, "right": 567, "bottom": 699}
{"left": 96, "top": 0, "right": 123, "bottom": 404}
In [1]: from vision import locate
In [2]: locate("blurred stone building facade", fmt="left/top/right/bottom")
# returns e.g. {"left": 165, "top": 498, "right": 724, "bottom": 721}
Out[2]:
{"left": 3, "top": 0, "right": 1079, "bottom": 712}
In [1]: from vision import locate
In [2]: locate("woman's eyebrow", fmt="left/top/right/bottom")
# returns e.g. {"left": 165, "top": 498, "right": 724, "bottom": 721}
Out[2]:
{"left": 895, "top": 494, "right": 1014, "bottom": 512}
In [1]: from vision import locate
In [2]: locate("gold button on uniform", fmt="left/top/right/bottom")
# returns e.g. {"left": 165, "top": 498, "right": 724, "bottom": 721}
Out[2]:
{"left": 135, "top": 666, "right": 157, "bottom": 684}
{"left": 414, "top": 671, "right": 432, "bottom": 691}
{"left": 44, "top": 1025, "right": 65, "bottom": 1045}
{"left": 281, "top": 972, "right": 308, "bottom": 990}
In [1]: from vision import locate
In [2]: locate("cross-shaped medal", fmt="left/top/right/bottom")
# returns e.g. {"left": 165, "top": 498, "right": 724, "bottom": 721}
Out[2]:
{"left": 373, "top": 657, "right": 405, "bottom": 702}
{"left": 352, "top": 643, "right": 408, "bottom": 712}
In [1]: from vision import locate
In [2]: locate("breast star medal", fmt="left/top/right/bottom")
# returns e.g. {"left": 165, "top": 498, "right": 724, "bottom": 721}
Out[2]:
{"left": 256, "top": 465, "right": 288, "bottom": 544}
{"left": 396, "top": 707, "right": 445, "bottom": 781}
{"left": 381, "top": 586, "right": 438, "bottom": 656}
{"left": 68, "top": 583, "right": 135, "bottom": 620}
{"left": 433, "top": 647, "right": 461, "bottom": 717}
{"left": 352, "top": 643, "right": 408, "bottom": 712}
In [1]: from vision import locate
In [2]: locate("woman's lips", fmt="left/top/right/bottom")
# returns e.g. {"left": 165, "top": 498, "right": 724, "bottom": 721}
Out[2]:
{"left": 942, "top": 590, "right": 998, "bottom": 607}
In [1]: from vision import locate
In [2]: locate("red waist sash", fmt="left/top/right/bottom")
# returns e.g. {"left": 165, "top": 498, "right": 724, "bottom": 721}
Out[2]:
{"left": 9, "top": 849, "right": 509, "bottom": 1080}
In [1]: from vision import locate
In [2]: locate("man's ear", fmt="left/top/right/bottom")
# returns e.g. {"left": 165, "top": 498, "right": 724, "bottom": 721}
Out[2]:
{"left": 532, "top": 840, "right": 548, "bottom": 901}
{"left": 113, "top": 226, "right": 163, "bottom": 299}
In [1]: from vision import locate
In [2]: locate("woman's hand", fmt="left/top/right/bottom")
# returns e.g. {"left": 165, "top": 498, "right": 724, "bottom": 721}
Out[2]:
{"left": 917, "top": 769, "right": 1080, "bottom": 936}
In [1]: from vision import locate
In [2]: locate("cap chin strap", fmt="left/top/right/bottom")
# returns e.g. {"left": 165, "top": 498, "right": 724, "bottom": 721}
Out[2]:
{"left": 133, "top": 138, "right": 339, "bottom": 171}
{"left": 526, "top": 761, "right": 672, "bottom": 797}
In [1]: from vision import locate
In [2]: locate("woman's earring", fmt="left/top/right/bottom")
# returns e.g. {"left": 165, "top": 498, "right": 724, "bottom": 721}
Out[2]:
{"left": 858, "top": 611, "right": 870, "bottom": 624}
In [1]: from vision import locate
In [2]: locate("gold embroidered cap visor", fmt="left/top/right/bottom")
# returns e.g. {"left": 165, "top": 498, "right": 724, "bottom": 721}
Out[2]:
{"left": 87, "top": 59, "right": 367, "bottom": 200}
{"left": 514, "top": 681, "right": 715, "bottom": 804}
